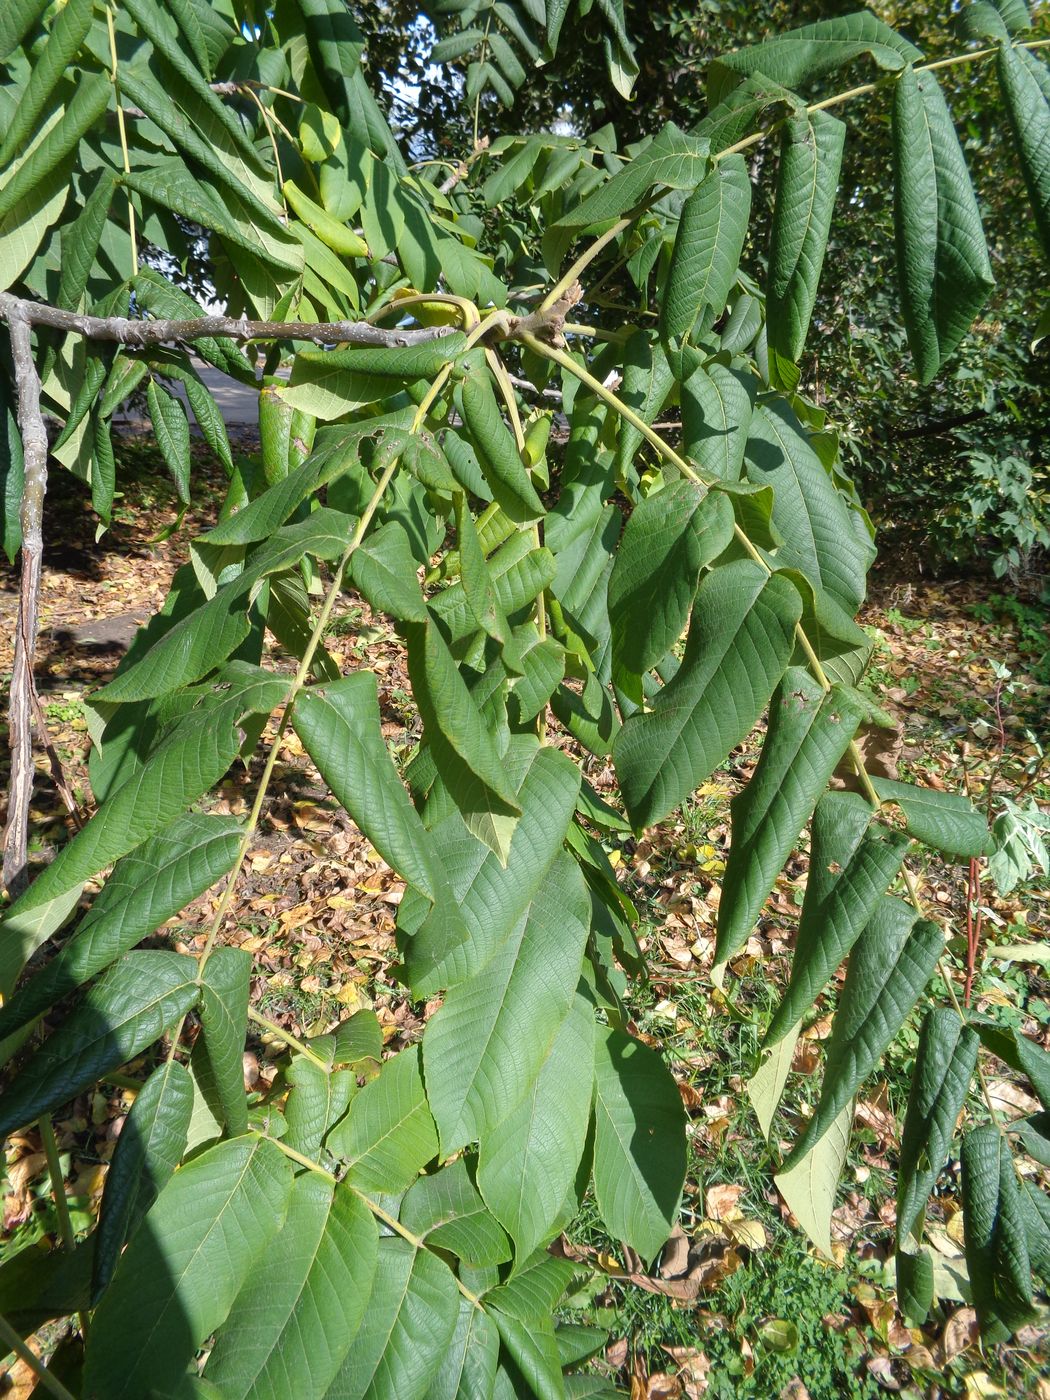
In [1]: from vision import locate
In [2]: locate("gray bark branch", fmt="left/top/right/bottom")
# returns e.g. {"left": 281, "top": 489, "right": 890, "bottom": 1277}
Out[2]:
{"left": 3, "top": 307, "right": 49, "bottom": 897}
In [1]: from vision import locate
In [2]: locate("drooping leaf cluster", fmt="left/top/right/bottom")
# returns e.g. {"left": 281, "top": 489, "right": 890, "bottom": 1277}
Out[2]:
{"left": 1, "top": 0, "right": 1049, "bottom": 1394}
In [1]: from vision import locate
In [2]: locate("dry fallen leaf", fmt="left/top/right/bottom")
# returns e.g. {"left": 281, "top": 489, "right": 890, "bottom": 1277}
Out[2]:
{"left": 941, "top": 1306, "right": 979, "bottom": 1362}
{"left": 705, "top": 1183, "right": 745, "bottom": 1221}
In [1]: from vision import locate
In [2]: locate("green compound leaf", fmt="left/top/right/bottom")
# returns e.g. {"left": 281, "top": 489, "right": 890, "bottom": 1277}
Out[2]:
{"left": 680, "top": 359, "right": 757, "bottom": 483}
{"left": 406, "top": 614, "right": 523, "bottom": 862}
{"left": 205, "top": 1176, "right": 379, "bottom": 1400}
{"left": 660, "top": 155, "right": 751, "bottom": 347}
{"left": 892, "top": 64, "right": 995, "bottom": 384}
{"left": 324, "top": 1237, "right": 459, "bottom": 1400}
{"left": 709, "top": 11, "right": 921, "bottom": 105}
{"left": 716, "top": 670, "right": 864, "bottom": 964}
{"left": 608, "top": 483, "right": 734, "bottom": 704}
{"left": 199, "top": 947, "right": 252, "bottom": 1137}
{"left": 764, "top": 792, "right": 909, "bottom": 1050}
{"left": 766, "top": 110, "right": 845, "bottom": 380}
{"left": 744, "top": 400, "right": 875, "bottom": 617}
{"left": 294, "top": 672, "right": 452, "bottom": 908}
{"left": 403, "top": 743, "right": 581, "bottom": 997}
{"left": 961, "top": 1126, "right": 1037, "bottom": 1342}
{"left": 459, "top": 369, "right": 545, "bottom": 524}
{"left": 83, "top": 1136, "right": 292, "bottom": 1400}
{"left": 401, "top": 1157, "right": 512, "bottom": 1269}
{"left": 91, "top": 1060, "right": 193, "bottom": 1304}
{"left": 871, "top": 777, "right": 995, "bottom": 859}
{"left": 613, "top": 560, "right": 802, "bottom": 829}
{"left": 998, "top": 44, "right": 1050, "bottom": 259}
{"left": 784, "top": 898, "right": 944, "bottom": 1166}
{"left": 0, "top": 952, "right": 200, "bottom": 1139}
{"left": 478, "top": 994, "right": 595, "bottom": 1264}
{"left": 423, "top": 848, "right": 589, "bottom": 1153}
{"left": 592, "top": 1025, "right": 687, "bottom": 1262}
{"left": 328, "top": 1044, "right": 438, "bottom": 1193}
{"left": 898, "top": 1009, "right": 980, "bottom": 1243}
{"left": 0, "top": 813, "right": 242, "bottom": 1043}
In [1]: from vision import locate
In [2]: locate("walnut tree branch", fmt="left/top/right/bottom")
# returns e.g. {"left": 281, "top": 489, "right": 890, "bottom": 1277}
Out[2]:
{"left": 2, "top": 304, "right": 49, "bottom": 897}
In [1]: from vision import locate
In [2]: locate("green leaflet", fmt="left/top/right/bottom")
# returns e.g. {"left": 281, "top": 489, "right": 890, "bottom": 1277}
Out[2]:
{"left": 205, "top": 1177, "right": 378, "bottom": 1400}
{"left": 555, "top": 122, "right": 710, "bottom": 227}
{"left": 613, "top": 560, "right": 802, "bottom": 829}
{"left": 998, "top": 45, "right": 1050, "bottom": 258}
{"left": 961, "top": 1126, "right": 1037, "bottom": 1342}
{"left": 456, "top": 491, "right": 513, "bottom": 652}
{"left": 896, "top": 1009, "right": 979, "bottom": 1315}
{"left": 478, "top": 993, "right": 595, "bottom": 1264}
{"left": 199, "top": 947, "right": 251, "bottom": 1137}
{"left": 426, "top": 1299, "right": 500, "bottom": 1400}
{"left": 350, "top": 519, "right": 428, "bottom": 623}
{"left": 484, "top": 1251, "right": 577, "bottom": 1323}
{"left": 0, "top": 72, "right": 110, "bottom": 224}
{"left": 0, "top": 813, "right": 242, "bottom": 1043}
{"left": 83, "top": 1137, "right": 293, "bottom": 1400}
{"left": 403, "top": 742, "right": 581, "bottom": 996}
{"left": 98, "top": 511, "right": 352, "bottom": 702}
{"left": 744, "top": 400, "right": 875, "bottom": 617}
{"left": 784, "top": 898, "right": 944, "bottom": 1166}
{"left": 715, "top": 670, "right": 864, "bottom": 964}
{"left": 763, "top": 791, "right": 910, "bottom": 1050}
{"left": 56, "top": 170, "right": 118, "bottom": 311}
{"left": 0, "top": 0, "right": 50, "bottom": 61}
{"left": 0, "top": 0, "right": 93, "bottom": 165}
{"left": 422, "top": 850, "right": 590, "bottom": 1153}
{"left": 695, "top": 74, "right": 797, "bottom": 153}
{"left": 324, "top": 1237, "right": 459, "bottom": 1400}
{"left": 660, "top": 155, "right": 751, "bottom": 346}
{"left": 892, "top": 65, "right": 995, "bottom": 384}
{"left": 608, "top": 483, "right": 734, "bottom": 703}
{"left": 708, "top": 11, "right": 921, "bottom": 106}
{"left": 333, "top": 1009, "right": 383, "bottom": 1068}
{"left": 0, "top": 667, "right": 288, "bottom": 992}
{"left": 147, "top": 377, "right": 192, "bottom": 501}
{"left": 283, "top": 1045, "right": 355, "bottom": 1158}
{"left": 767, "top": 110, "right": 845, "bottom": 380}
{"left": 405, "top": 614, "right": 522, "bottom": 861}
{"left": 293, "top": 672, "right": 450, "bottom": 907}
{"left": 328, "top": 1044, "right": 438, "bottom": 1192}
{"left": 122, "top": 161, "right": 301, "bottom": 275}
{"left": 91, "top": 1060, "right": 193, "bottom": 1303}
{"left": 150, "top": 356, "right": 234, "bottom": 473}
{"left": 871, "top": 777, "right": 994, "bottom": 859}
{"left": 0, "top": 952, "right": 200, "bottom": 1140}
{"left": 593, "top": 1025, "right": 687, "bottom": 1261}
{"left": 459, "top": 368, "right": 545, "bottom": 524}
{"left": 507, "top": 626, "right": 565, "bottom": 725}
{"left": 680, "top": 360, "right": 757, "bottom": 482}
{"left": 122, "top": 0, "right": 266, "bottom": 175}
{"left": 490, "top": 1307, "right": 565, "bottom": 1400}
{"left": 281, "top": 334, "right": 465, "bottom": 419}
{"left": 401, "top": 1157, "right": 512, "bottom": 1268}
{"left": 613, "top": 333, "right": 673, "bottom": 483}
